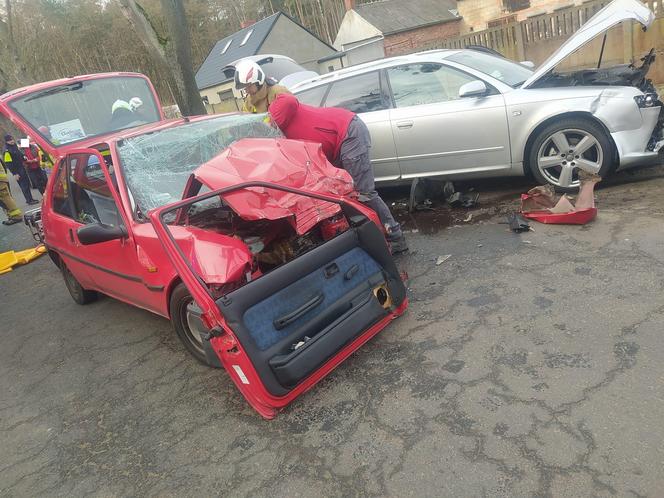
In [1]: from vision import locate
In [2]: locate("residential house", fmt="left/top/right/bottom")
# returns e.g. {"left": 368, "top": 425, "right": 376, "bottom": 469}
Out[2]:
{"left": 334, "top": 0, "right": 462, "bottom": 65}
{"left": 196, "top": 12, "right": 342, "bottom": 111}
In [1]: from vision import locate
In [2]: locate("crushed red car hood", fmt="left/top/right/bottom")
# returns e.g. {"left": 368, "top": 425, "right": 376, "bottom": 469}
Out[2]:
{"left": 192, "top": 138, "right": 354, "bottom": 235}
{"left": 168, "top": 225, "right": 253, "bottom": 285}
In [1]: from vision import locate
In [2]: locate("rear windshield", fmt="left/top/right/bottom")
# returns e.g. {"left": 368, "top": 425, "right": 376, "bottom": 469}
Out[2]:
{"left": 117, "top": 113, "right": 282, "bottom": 215}
{"left": 9, "top": 76, "right": 161, "bottom": 146}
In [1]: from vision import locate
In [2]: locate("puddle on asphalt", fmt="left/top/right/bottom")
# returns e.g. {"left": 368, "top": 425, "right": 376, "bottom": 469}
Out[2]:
{"left": 389, "top": 199, "right": 497, "bottom": 234}
{"left": 380, "top": 183, "right": 521, "bottom": 234}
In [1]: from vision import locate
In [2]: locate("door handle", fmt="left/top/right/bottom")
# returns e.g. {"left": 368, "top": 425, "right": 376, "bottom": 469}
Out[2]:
{"left": 273, "top": 293, "right": 324, "bottom": 330}
{"left": 68, "top": 228, "right": 75, "bottom": 243}
{"left": 396, "top": 120, "right": 414, "bottom": 129}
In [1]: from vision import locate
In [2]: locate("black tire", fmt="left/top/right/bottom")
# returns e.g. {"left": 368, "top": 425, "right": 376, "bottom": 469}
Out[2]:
{"left": 60, "top": 262, "right": 98, "bottom": 305}
{"left": 169, "top": 282, "right": 209, "bottom": 366}
{"left": 527, "top": 117, "right": 613, "bottom": 193}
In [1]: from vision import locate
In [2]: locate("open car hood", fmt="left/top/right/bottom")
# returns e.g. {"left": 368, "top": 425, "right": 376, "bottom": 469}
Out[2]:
{"left": 521, "top": 0, "right": 654, "bottom": 89}
{"left": 191, "top": 138, "right": 354, "bottom": 235}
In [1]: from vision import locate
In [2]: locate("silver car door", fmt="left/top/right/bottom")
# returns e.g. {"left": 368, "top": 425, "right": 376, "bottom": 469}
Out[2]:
{"left": 386, "top": 62, "right": 511, "bottom": 179}
{"left": 322, "top": 71, "right": 400, "bottom": 183}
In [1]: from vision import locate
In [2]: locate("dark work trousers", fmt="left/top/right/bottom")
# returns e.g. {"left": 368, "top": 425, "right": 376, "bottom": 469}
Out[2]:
{"left": 16, "top": 173, "right": 35, "bottom": 203}
{"left": 27, "top": 168, "right": 47, "bottom": 194}
{"left": 339, "top": 116, "right": 402, "bottom": 239}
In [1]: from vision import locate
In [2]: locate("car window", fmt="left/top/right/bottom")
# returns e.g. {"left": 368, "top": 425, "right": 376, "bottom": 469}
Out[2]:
{"left": 52, "top": 162, "right": 74, "bottom": 219}
{"left": 387, "top": 63, "right": 477, "bottom": 108}
{"left": 446, "top": 51, "right": 533, "bottom": 87}
{"left": 323, "top": 72, "right": 387, "bottom": 113}
{"left": 295, "top": 85, "right": 328, "bottom": 107}
{"left": 9, "top": 76, "right": 160, "bottom": 147}
{"left": 57, "top": 153, "right": 122, "bottom": 226}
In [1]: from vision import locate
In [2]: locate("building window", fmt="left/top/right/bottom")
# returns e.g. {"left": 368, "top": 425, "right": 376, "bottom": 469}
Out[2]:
{"left": 218, "top": 89, "right": 234, "bottom": 102}
{"left": 220, "top": 39, "right": 232, "bottom": 54}
{"left": 240, "top": 29, "right": 254, "bottom": 46}
{"left": 503, "top": 0, "right": 530, "bottom": 12}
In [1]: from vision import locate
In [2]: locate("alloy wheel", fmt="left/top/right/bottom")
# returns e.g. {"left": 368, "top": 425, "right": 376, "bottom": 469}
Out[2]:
{"left": 536, "top": 128, "right": 603, "bottom": 188}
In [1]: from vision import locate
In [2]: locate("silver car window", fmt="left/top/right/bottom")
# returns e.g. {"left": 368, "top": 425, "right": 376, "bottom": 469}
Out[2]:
{"left": 296, "top": 85, "right": 329, "bottom": 107}
{"left": 323, "top": 71, "right": 387, "bottom": 113}
{"left": 446, "top": 51, "right": 533, "bottom": 87}
{"left": 387, "top": 63, "right": 476, "bottom": 108}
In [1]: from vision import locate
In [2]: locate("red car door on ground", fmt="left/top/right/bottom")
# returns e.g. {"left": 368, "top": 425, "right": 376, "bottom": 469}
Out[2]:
{"left": 59, "top": 150, "right": 158, "bottom": 311}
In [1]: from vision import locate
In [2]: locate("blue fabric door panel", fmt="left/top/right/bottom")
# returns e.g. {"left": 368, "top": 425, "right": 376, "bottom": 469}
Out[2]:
{"left": 268, "top": 292, "right": 387, "bottom": 387}
{"left": 243, "top": 247, "right": 383, "bottom": 350}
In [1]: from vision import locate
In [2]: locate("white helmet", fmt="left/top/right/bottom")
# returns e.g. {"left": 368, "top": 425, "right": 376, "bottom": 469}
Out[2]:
{"left": 129, "top": 97, "right": 143, "bottom": 111}
{"left": 234, "top": 59, "right": 265, "bottom": 89}
{"left": 111, "top": 99, "right": 131, "bottom": 114}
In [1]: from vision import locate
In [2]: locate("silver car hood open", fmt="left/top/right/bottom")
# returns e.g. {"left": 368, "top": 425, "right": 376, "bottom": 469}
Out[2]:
{"left": 521, "top": 0, "right": 654, "bottom": 89}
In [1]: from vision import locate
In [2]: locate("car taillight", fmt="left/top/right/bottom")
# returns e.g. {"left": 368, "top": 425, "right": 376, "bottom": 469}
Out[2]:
{"left": 634, "top": 93, "right": 658, "bottom": 108}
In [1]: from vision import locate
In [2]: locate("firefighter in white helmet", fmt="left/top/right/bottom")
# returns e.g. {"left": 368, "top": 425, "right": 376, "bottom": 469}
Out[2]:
{"left": 234, "top": 59, "right": 290, "bottom": 114}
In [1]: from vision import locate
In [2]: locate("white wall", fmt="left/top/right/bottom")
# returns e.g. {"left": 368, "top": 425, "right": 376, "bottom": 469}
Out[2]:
{"left": 334, "top": 10, "right": 383, "bottom": 49}
{"left": 343, "top": 39, "right": 386, "bottom": 66}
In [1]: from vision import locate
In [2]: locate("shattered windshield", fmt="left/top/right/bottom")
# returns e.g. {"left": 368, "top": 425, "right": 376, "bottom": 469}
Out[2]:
{"left": 117, "top": 114, "right": 282, "bottom": 216}
{"left": 446, "top": 51, "right": 533, "bottom": 87}
{"left": 9, "top": 76, "right": 161, "bottom": 146}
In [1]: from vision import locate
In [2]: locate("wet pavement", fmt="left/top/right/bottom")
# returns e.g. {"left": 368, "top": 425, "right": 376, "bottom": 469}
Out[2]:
{"left": 2, "top": 166, "right": 664, "bottom": 496}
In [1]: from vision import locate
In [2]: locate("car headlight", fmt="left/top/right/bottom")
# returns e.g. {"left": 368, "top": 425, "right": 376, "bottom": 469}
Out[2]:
{"left": 634, "top": 93, "right": 658, "bottom": 108}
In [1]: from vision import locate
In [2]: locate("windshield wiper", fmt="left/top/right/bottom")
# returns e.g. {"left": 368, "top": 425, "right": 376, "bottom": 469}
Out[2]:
{"left": 25, "top": 82, "right": 83, "bottom": 102}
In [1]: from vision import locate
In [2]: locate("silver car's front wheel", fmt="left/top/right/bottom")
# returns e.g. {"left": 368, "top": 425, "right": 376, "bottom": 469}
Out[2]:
{"left": 528, "top": 119, "right": 612, "bottom": 192}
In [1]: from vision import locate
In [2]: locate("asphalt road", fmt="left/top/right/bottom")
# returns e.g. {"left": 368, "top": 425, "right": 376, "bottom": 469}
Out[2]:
{"left": 2, "top": 167, "right": 664, "bottom": 497}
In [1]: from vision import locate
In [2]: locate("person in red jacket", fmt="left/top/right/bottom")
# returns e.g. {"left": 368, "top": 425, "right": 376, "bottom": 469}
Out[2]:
{"left": 269, "top": 93, "right": 407, "bottom": 254}
{"left": 23, "top": 140, "right": 48, "bottom": 194}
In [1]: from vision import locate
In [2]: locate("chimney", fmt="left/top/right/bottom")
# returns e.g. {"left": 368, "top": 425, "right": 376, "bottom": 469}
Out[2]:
{"left": 344, "top": 0, "right": 355, "bottom": 11}
{"left": 240, "top": 20, "right": 256, "bottom": 29}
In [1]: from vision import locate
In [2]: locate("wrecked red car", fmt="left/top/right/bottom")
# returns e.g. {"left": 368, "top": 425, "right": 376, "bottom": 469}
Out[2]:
{"left": 0, "top": 73, "right": 407, "bottom": 418}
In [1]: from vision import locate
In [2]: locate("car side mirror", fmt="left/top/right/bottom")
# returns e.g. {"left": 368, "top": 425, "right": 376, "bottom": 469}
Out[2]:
{"left": 77, "top": 223, "right": 127, "bottom": 245}
{"left": 459, "top": 80, "right": 488, "bottom": 98}
{"left": 519, "top": 61, "right": 535, "bottom": 69}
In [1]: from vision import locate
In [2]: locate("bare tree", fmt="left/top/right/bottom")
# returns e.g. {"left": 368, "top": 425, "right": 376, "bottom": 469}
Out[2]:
{"left": 0, "top": 0, "right": 30, "bottom": 91}
{"left": 118, "top": 0, "right": 205, "bottom": 116}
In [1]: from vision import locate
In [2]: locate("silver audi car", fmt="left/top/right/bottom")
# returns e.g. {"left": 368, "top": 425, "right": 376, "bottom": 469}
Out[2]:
{"left": 291, "top": 0, "right": 663, "bottom": 191}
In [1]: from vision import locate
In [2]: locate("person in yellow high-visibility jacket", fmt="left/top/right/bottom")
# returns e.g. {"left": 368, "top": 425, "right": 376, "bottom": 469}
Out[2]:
{"left": 234, "top": 60, "right": 290, "bottom": 114}
{"left": 0, "top": 159, "right": 22, "bottom": 225}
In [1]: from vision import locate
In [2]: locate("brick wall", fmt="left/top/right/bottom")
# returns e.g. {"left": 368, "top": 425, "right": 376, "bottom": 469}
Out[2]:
{"left": 383, "top": 20, "right": 462, "bottom": 57}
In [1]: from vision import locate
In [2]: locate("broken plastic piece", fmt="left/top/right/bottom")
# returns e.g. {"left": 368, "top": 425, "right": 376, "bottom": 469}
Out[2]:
{"left": 409, "top": 178, "right": 436, "bottom": 212}
{"left": 442, "top": 181, "right": 455, "bottom": 201}
{"left": 507, "top": 213, "right": 531, "bottom": 233}
{"left": 520, "top": 173, "right": 601, "bottom": 225}
{"left": 448, "top": 191, "right": 480, "bottom": 208}
{"left": 436, "top": 254, "right": 452, "bottom": 266}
